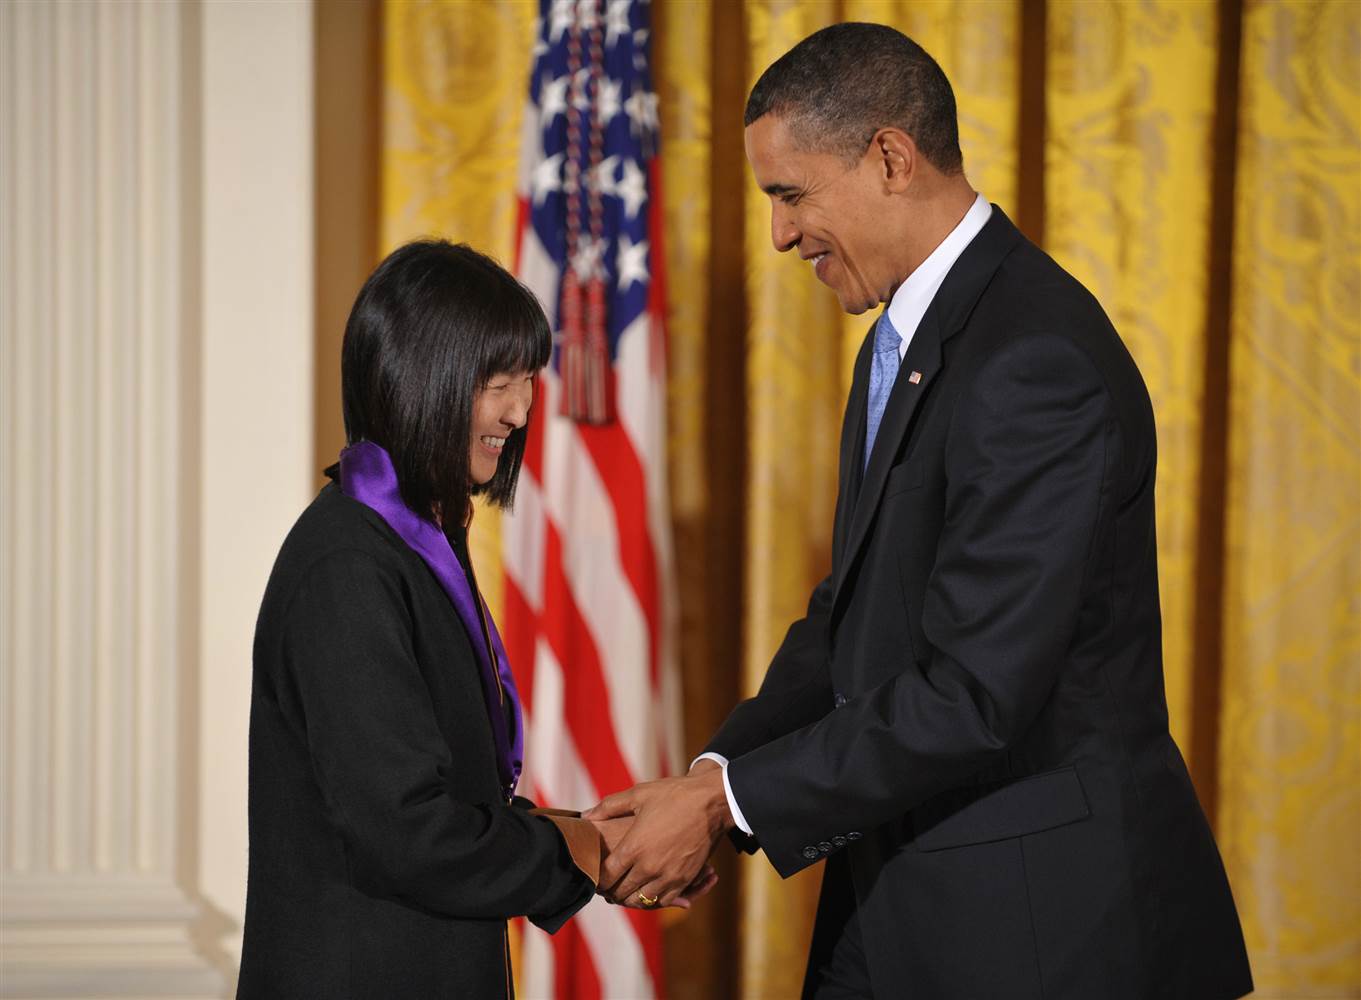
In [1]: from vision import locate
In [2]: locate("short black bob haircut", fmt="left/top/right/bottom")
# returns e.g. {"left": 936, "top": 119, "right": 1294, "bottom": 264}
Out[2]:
{"left": 745, "top": 22, "right": 963, "bottom": 175}
{"left": 341, "top": 239, "right": 552, "bottom": 520}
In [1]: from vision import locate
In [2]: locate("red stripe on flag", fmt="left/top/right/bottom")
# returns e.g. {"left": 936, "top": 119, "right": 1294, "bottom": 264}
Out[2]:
{"left": 512, "top": 196, "right": 531, "bottom": 274}
{"left": 502, "top": 577, "right": 538, "bottom": 716}
{"left": 551, "top": 920, "right": 602, "bottom": 1000}
{"left": 541, "top": 523, "right": 636, "bottom": 796}
{"left": 627, "top": 909, "right": 666, "bottom": 998}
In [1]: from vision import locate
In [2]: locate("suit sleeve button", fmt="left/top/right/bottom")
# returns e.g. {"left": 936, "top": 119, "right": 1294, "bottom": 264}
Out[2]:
{"left": 802, "top": 846, "right": 820, "bottom": 860}
{"left": 818, "top": 841, "right": 833, "bottom": 853}
{"left": 833, "top": 693, "right": 847, "bottom": 708}
{"left": 832, "top": 836, "right": 847, "bottom": 847}
{"left": 846, "top": 831, "right": 862, "bottom": 841}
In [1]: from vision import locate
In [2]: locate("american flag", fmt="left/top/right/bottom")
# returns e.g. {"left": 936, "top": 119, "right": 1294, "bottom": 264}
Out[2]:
{"left": 504, "top": 1, "right": 681, "bottom": 996}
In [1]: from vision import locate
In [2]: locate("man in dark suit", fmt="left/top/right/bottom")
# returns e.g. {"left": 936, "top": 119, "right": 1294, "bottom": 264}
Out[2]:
{"left": 587, "top": 23, "right": 1253, "bottom": 999}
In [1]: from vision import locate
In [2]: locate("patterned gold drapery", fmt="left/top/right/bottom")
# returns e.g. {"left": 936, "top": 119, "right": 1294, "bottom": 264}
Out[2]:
{"left": 371, "top": 2, "right": 1360, "bottom": 996}
{"left": 1046, "top": 0, "right": 1221, "bottom": 759}
{"left": 1220, "top": 2, "right": 1361, "bottom": 992}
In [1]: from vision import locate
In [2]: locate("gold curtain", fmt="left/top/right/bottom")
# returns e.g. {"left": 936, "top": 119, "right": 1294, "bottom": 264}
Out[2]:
{"left": 1219, "top": 2, "right": 1361, "bottom": 993}
{"left": 1046, "top": 0, "right": 1220, "bottom": 759}
{"left": 371, "top": 1, "right": 1361, "bottom": 996}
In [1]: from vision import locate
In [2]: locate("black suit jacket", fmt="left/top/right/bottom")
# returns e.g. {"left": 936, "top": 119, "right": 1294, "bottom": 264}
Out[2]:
{"left": 706, "top": 209, "right": 1252, "bottom": 999}
{"left": 238, "top": 482, "right": 593, "bottom": 999}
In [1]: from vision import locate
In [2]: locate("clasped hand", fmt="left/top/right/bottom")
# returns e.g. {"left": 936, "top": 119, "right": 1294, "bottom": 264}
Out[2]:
{"left": 585, "top": 764, "right": 733, "bottom": 909}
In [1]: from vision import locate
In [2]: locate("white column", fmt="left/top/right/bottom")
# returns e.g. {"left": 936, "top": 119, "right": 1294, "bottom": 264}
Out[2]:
{"left": 0, "top": 1, "right": 225, "bottom": 997}
{"left": 197, "top": 0, "right": 315, "bottom": 973}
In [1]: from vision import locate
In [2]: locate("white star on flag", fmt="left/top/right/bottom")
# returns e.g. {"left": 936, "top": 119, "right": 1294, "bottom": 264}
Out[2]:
{"left": 539, "top": 74, "right": 569, "bottom": 128}
{"left": 591, "top": 154, "right": 620, "bottom": 198}
{"left": 570, "top": 235, "right": 607, "bottom": 281}
{"left": 548, "top": 0, "right": 573, "bottom": 43}
{"left": 531, "top": 152, "right": 564, "bottom": 206}
{"left": 597, "top": 76, "right": 623, "bottom": 124}
{"left": 616, "top": 234, "right": 649, "bottom": 292}
{"left": 616, "top": 157, "right": 647, "bottom": 219}
{"left": 624, "top": 87, "right": 659, "bottom": 135}
{"left": 605, "top": 0, "right": 631, "bottom": 48}
{"left": 632, "top": 28, "right": 649, "bottom": 69}
{"left": 574, "top": 0, "right": 599, "bottom": 32}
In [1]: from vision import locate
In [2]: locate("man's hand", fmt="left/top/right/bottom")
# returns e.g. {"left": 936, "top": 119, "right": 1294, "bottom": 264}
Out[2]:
{"left": 583, "top": 767, "right": 735, "bottom": 909}
{"left": 590, "top": 814, "right": 634, "bottom": 858}
{"left": 585, "top": 813, "right": 718, "bottom": 909}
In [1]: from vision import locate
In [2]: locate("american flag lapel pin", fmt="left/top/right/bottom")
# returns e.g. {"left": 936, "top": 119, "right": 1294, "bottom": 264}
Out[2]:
{"left": 908, "top": 370, "right": 923, "bottom": 384}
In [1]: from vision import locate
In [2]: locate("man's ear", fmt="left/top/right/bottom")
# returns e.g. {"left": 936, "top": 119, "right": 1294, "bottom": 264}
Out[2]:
{"left": 874, "top": 128, "right": 917, "bottom": 193}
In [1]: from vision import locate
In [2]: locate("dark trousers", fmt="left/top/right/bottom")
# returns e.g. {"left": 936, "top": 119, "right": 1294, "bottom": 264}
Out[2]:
{"left": 803, "top": 854, "right": 874, "bottom": 999}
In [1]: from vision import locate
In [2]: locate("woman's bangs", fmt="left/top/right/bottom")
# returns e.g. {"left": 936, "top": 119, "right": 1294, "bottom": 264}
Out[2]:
{"left": 478, "top": 296, "right": 552, "bottom": 382}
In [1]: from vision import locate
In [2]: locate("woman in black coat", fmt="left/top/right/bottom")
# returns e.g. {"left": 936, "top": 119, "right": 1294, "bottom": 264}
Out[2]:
{"left": 238, "top": 241, "right": 704, "bottom": 998}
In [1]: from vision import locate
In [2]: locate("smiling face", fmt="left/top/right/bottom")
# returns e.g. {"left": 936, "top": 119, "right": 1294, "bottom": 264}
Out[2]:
{"left": 745, "top": 113, "right": 909, "bottom": 315}
{"left": 470, "top": 371, "right": 535, "bottom": 486}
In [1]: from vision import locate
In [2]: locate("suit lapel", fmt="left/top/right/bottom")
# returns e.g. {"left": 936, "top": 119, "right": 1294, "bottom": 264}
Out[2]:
{"left": 833, "top": 325, "right": 874, "bottom": 566}
{"left": 832, "top": 311, "right": 942, "bottom": 605}
{"left": 830, "top": 205, "right": 1025, "bottom": 615}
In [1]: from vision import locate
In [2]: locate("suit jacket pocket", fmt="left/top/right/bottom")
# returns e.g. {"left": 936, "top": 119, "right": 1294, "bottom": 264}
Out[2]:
{"left": 911, "top": 765, "right": 1090, "bottom": 852}
{"left": 884, "top": 461, "right": 925, "bottom": 498}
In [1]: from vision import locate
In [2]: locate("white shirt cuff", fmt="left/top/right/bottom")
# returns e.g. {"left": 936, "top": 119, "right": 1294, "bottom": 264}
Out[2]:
{"left": 691, "top": 752, "right": 753, "bottom": 836}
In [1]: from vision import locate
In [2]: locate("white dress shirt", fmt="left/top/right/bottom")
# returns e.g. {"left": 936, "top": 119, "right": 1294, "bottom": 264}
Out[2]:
{"left": 694, "top": 192, "right": 995, "bottom": 836}
{"left": 887, "top": 192, "right": 992, "bottom": 359}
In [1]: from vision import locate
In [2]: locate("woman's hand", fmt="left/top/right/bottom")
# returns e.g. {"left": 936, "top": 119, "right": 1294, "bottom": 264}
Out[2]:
{"left": 673, "top": 864, "right": 719, "bottom": 909}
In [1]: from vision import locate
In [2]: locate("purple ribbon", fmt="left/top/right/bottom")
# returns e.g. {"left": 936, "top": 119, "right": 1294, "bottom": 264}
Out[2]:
{"left": 338, "top": 441, "right": 523, "bottom": 800}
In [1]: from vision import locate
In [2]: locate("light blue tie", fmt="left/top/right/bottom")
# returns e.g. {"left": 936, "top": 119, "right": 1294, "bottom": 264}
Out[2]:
{"left": 864, "top": 311, "right": 901, "bottom": 470}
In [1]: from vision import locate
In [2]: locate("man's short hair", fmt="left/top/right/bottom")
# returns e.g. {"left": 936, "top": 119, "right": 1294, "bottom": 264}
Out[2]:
{"left": 745, "top": 22, "right": 963, "bottom": 175}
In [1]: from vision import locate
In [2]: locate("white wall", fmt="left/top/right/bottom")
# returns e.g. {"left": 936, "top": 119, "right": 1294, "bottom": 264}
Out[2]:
{"left": 197, "top": 0, "right": 315, "bottom": 974}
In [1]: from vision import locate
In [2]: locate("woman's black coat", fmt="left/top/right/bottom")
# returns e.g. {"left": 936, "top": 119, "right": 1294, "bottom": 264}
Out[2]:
{"left": 238, "top": 480, "right": 593, "bottom": 998}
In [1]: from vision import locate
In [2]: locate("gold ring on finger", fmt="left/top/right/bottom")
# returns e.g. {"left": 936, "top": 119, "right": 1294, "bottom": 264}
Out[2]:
{"left": 637, "top": 892, "right": 659, "bottom": 907}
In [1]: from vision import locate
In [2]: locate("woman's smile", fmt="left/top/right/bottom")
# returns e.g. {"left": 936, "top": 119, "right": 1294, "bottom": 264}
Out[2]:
{"left": 470, "top": 372, "right": 534, "bottom": 484}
